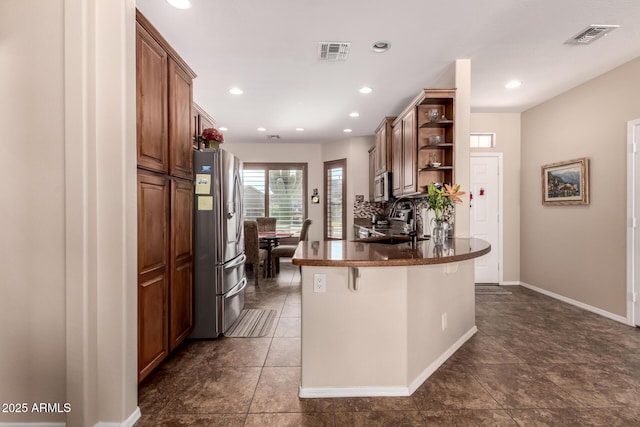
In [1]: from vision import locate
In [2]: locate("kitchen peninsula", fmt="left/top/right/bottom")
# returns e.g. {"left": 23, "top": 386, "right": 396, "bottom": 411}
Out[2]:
{"left": 292, "top": 238, "right": 490, "bottom": 398}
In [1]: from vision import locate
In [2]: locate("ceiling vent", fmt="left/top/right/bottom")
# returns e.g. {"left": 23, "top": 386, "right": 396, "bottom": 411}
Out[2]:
{"left": 318, "top": 42, "right": 351, "bottom": 61}
{"left": 567, "top": 24, "right": 619, "bottom": 45}
{"left": 267, "top": 134, "right": 280, "bottom": 140}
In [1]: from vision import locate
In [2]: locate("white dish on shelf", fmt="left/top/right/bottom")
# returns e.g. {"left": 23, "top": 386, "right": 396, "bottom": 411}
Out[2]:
{"left": 430, "top": 162, "right": 441, "bottom": 168}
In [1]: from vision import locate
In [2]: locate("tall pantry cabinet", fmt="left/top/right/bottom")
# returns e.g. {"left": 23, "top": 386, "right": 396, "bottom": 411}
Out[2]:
{"left": 136, "top": 10, "right": 196, "bottom": 382}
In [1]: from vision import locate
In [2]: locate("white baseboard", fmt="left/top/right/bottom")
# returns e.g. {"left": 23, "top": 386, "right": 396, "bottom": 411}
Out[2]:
{"left": 407, "top": 326, "right": 477, "bottom": 395}
{"left": 298, "top": 326, "right": 477, "bottom": 398}
{"left": 519, "top": 282, "right": 629, "bottom": 325}
{"left": 94, "top": 407, "right": 140, "bottom": 427}
{"left": 499, "top": 281, "right": 520, "bottom": 286}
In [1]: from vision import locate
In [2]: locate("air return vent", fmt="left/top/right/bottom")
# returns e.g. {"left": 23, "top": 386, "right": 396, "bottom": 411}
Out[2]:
{"left": 267, "top": 135, "right": 280, "bottom": 140}
{"left": 318, "top": 42, "right": 351, "bottom": 60}
{"left": 567, "top": 24, "right": 619, "bottom": 45}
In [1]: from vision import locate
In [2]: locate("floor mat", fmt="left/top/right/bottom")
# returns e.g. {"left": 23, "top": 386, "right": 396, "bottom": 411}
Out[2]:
{"left": 225, "top": 308, "right": 277, "bottom": 338}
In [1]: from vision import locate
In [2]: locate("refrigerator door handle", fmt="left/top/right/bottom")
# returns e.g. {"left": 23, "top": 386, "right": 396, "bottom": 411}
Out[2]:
{"left": 226, "top": 277, "right": 247, "bottom": 299}
{"left": 224, "top": 253, "right": 247, "bottom": 269}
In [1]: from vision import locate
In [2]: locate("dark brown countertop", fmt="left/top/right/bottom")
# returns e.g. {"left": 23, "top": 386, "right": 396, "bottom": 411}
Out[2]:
{"left": 292, "top": 238, "right": 491, "bottom": 267}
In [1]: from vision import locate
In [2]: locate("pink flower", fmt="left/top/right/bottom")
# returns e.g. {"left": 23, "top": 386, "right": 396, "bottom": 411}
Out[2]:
{"left": 201, "top": 127, "right": 224, "bottom": 143}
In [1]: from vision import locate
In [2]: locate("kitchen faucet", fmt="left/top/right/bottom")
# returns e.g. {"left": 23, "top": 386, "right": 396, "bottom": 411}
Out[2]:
{"left": 389, "top": 197, "right": 419, "bottom": 246}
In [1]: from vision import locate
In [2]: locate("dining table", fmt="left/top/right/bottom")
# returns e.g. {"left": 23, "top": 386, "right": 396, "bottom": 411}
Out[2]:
{"left": 258, "top": 232, "right": 293, "bottom": 277}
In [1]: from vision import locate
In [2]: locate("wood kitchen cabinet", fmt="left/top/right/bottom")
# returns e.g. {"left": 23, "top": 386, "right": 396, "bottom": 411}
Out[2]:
{"left": 390, "top": 89, "right": 456, "bottom": 197}
{"left": 137, "top": 170, "right": 170, "bottom": 381}
{"left": 374, "top": 117, "right": 395, "bottom": 176}
{"left": 136, "top": 10, "right": 196, "bottom": 178}
{"left": 136, "top": 10, "right": 196, "bottom": 382}
{"left": 192, "top": 102, "right": 216, "bottom": 149}
{"left": 169, "top": 178, "right": 194, "bottom": 352}
{"left": 368, "top": 145, "right": 376, "bottom": 201}
{"left": 391, "top": 107, "right": 417, "bottom": 196}
{"left": 416, "top": 89, "right": 456, "bottom": 189}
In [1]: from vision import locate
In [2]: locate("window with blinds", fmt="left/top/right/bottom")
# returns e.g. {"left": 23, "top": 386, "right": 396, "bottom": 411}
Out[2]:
{"left": 242, "top": 163, "right": 308, "bottom": 235}
{"left": 324, "top": 159, "right": 346, "bottom": 240}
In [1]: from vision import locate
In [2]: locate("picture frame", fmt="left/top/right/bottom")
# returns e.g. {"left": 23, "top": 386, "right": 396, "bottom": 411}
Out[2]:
{"left": 541, "top": 157, "right": 589, "bottom": 205}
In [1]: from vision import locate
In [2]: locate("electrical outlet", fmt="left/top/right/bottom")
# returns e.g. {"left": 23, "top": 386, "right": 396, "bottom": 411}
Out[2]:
{"left": 441, "top": 313, "right": 447, "bottom": 331}
{"left": 313, "top": 274, "right": 326, "bottom": 293}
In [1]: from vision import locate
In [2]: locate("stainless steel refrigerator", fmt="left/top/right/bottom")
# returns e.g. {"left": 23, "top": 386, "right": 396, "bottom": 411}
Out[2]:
{"left": 190, "top": 148, "right": 246, "bottom": 338}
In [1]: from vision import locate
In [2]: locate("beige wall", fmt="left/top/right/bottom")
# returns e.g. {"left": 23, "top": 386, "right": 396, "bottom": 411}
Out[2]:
{"left": 1, "top": 0, "right": 138, "bottom": 425}
{"left": 521, "top": 56, "right": 640, "bottom": 317}
{"left": 0, "top": 1, "right": 66, "bottom": 423}
{"left": 470, "top": 113, "right": 521, "bottom": 282}
{"left": 223, "top": 143, "right": 324, "bottom": 241}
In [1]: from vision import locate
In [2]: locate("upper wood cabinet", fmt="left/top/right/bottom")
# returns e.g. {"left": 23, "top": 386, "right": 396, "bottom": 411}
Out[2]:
{"left": 192, "top": 102, "right": 216, "bottom": 150}
{"left": 136, "top": 10, "right": 196, "bottom": 178}
{"left": 390, "top": 88, "right": 456, "bottom": 197}
{"left": 136, "top": 23, "right": 168, "bottom": 173}
{"left": 368, "top": 145, "right": 376, "bottom": 202}
{"left": 374, "top": 117, "right": 395, "bottom": 176}
{"left": 391, "top": 122, "right": 403, "bottom": 195}
{"left": 391, "top": 107, "right": 417, "bottom": 196}
{"left": 416, "top": 89, "right": 456, "bottom": 190}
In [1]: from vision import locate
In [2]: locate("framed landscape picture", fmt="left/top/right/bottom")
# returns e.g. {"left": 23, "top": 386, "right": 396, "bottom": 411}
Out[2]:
{"left": 541, "top": 157, "right": 589, "bottom": 205}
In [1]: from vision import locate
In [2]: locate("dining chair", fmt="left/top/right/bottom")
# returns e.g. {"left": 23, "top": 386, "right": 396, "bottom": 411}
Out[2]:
{"left": 271, "top": 218, "right": 312, "bottom": 274}
{"left": 256, "top": 217, "right": 277, "bottom": 233}
{"left": 243, "top": 220, "right": 268, "bottom": 286}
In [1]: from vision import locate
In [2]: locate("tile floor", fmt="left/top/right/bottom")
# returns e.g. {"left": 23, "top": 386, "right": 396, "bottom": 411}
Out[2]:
{"left": 137, "top": 261, "right": 640, "bottom": 426}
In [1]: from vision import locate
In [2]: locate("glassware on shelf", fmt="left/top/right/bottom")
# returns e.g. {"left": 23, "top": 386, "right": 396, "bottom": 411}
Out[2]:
{"left": 427, "top": 109, "right": 439, "bottom": 122}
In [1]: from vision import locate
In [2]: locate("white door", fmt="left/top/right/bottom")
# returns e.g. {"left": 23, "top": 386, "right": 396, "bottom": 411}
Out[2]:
{"left": 470, "top": 154, "right": 501, "bottom": 283}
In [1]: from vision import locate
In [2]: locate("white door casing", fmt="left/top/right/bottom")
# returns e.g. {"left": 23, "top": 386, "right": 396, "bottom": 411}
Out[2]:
{"left": 470, "top": 153, "right": 502, "bottom": 284}
{"left": 627, "top": 119, "right": 640, "bottom": 326}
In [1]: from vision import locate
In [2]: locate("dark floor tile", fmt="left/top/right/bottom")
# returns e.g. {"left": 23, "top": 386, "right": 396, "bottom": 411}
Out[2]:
{"left": 249, "top": 367, "right": 334, "bottom": 413}
{"left": 509, "top": 407, "right": 640, "bottom": 426}
{"left": 332, "top": 396, "right": 418, "bottom": 412}
{"left": 468, "top": 363, "right": 583, "bottom": 409}
{"left": 134, "top": 413, "right": 246, "bottom": 426}
{"left": 138, "top": 370, "right": 190, "bottom": 415}
{"left": 265, "top": 337, "right": 301, "bottom": 366}
{"left": 412, "top": 366, "right": 501, "bottom": 411}
{"left": 162, "top": 366, "right": 261, "bottom": 414}
{"left": 541, "top": 363, "right": 640, "bottom": 407}
{"left": 334, "top": 411, "right": 425, "bottom": 426}
{"left": 421, "top": 409, "right": 518, "bottom": 426}
{"left": 447, "top": 332, "right": 525, "bottom": 367}
{"left": 195, "top": 337, "right": 271, "bottom": 367}
{"left": 245, "top": 412, "right": 334, "bottom": 427}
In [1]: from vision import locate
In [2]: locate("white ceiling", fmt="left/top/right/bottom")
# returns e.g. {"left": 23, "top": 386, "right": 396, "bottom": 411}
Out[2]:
{"left": 136, "top": 0, "right": 640, "bottom": 144}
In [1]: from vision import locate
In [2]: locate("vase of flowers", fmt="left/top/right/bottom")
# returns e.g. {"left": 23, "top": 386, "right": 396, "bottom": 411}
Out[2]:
{"left": 424, "top": 183, "right": 466, "bottom": 245}
{"left": 198, "top": 127, "right": 224, "bottom": 149}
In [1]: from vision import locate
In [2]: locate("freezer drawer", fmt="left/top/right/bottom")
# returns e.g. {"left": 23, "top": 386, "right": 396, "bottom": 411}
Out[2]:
{"left": 222, "top": 277, "right": 247, "bottom": 333}
{"left": 219, "top": 253, "right": 246, "bottom": 295}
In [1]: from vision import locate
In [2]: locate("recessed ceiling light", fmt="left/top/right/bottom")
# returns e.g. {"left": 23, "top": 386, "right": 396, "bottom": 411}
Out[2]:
{"left": 370, "top": 41, "right": 391, "bottom": 53}
{"left": 505, "top": 80, "right": 522, "bottom": 89}
{"left": 296, "top": 128, "right": 305, "bottom": 132}
{"left": 359, "top": 87, "right": 373, "bottom": 94}
{"left": 229, "top": 87, "right": 243, "bottom": 95}
{"left": 349, "top": 112, "right": 360, "bottom": 117}
{"left": 166, "top": 0, "right": 191, "bottom": 9}
{"left": 343, "top": 129, "right": 353, "bottom": 133}
{"left": 219, "top": 127, "right": 228, "bottom": 131}
{"left": 257, "top": 127, "right": 267, "bottom": 132}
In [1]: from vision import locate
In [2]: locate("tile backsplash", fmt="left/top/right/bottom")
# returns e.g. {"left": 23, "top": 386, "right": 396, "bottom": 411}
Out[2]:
{"left": 353, "top": 200, "right": 387, "bottom": 218}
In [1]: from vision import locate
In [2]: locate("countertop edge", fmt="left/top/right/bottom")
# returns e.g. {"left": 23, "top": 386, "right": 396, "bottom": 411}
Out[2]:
{"left": 292, "top": 238, "right": 491, "bottom": 267}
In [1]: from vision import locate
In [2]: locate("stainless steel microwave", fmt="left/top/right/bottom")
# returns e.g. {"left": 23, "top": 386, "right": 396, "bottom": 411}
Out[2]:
{"left": 374, "top": 171, "right": 391, "bottom": 202}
